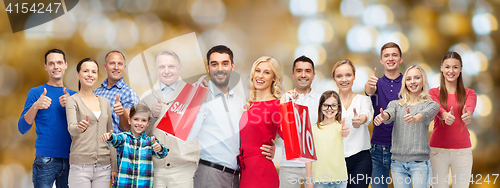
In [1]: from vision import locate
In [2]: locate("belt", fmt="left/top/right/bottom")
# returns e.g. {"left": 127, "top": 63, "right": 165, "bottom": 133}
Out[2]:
{"left": 199, "top": 159, "right": 239, "bottom": 175}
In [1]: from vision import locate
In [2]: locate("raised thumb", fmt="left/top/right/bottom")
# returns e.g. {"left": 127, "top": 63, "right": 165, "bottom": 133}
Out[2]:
{"left": 462, "top": 105, "right": 467, "bottom": 114}
{"left": 380, "top": 108, "right": 384, "bottom": 118}
{"left": 42, "top": 88, "right": 47, "bottom": 96}
{"left": 407, "top": 107, "right": 410, "bottom": 115}
{"left": 116, "top": 94, "right": 120, "bottom": 104}
{"left": 449, "top": 106, "right": 454, "bottom": 116}
{"left": 152, "top": 136, "right": 156, "bottom": 143}
{"left": 86, "top": 114, "right": 89, "bottom": 122}
{"left": 373, "top": 67, "right": 377, "bottom": 76}
{"left": 64, "top": 87, "right": 69, "bottom": 95}
{"left": 353, "top": 108, "right": 358, "bottom": 117}
{"left": 341, "top": 118, "right": 346, "bottom": 126}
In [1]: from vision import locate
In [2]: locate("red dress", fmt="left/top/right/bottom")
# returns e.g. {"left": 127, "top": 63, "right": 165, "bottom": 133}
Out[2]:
{"left": 238, "top": 99, "right": 282, "bottom": 188}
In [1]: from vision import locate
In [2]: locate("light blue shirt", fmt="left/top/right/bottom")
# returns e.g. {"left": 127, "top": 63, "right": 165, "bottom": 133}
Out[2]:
{"left": 187, "top": 81, "right": 244, "bottom": 169}
{"left": 160, "top": 80, "right": 177, "bottom": 102}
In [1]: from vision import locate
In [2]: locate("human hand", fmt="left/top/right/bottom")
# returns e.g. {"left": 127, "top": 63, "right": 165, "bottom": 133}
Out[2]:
{"left": 77, "top": 114, "right": 90, "bottom": 133}
{"left": 341, "top": 118, "right": 350, "bottom": 138}
{"left": 403, "top": 107, "right": 417, "bottom": 124}
{"left": 151, "top": 98, "right": 162, "bottom": 118}
{"left": 113, "top": 94, "right": 124, "bottom": 116}
{"left": 261, "top": 139, "right": 275, "bottom": 160}
{"left": 461, "top": 105, "right": 472, "bottom": 124}
{"left": 152, "top": 137, "right": 163, "bottom": 153}
{"left": 101, "top": 130, "right": 113, "bottom": 142}
{"left": 59, "top": 87, "right": 70, "bottom": 107}
{"left": 352, "top": 108, "right": 361, "bottom": 128}
{"left": 34, "top": 88, "right": 51, "bottom": 110}
{"left": 444, "top": 106, "right": 455, "bottom": 125}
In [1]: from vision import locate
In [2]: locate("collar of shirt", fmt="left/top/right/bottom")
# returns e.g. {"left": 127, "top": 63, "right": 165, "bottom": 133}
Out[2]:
{"left": 124, "top": 131, "right": 148, "bottom": 140}
{"left": 381, "top": 73, "right": 403, "bottom": 83}
{"left": 160, "top": 80, "right": 178, "bottom": 92}
{"left": 101, "top": 77, "right": 126, "bottom": 89}
{"left": 209, "top": 80, "right": 234, "bottom": 97}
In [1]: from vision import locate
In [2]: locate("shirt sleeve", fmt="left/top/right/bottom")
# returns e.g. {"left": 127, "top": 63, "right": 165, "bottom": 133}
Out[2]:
{"left": 419, "top": 101, "right": 440, "bottom": 125}
{"left": 429, "top": 88, "right": 447, "bottom": 120}
{"left": 358, "top": 95, "right": 373, "bottom": 127}
{"left": 383, "top": 100, "right": 398, "bottom": 125}
{"left": 66, "top": 97, "right": 82, "bottom": 136}
{"left": 464, "top": 89, "right": 477, "bottom": 114}
{"left": 106, "top": 133, "right": 126, "bottom": 148}
{"left": 18, "top": 89, "right": 38, "bottom": 134}
{"left": 121, "top": 88, "right": 140, "bottom": 109}
{"left": 186, "top": 103, "right": 206, "bottom": 141}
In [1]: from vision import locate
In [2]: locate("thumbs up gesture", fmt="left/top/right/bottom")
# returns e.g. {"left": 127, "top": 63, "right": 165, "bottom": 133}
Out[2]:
{"left": 152, "top": 137, "right": 163, "bottom": 153}
{"left": 341, "top": 118, "right": 350, "bottom": 138}
{"left": 444, "top": 106, "right": 455, "bottom": 125}
{"left": 367, "top": 68, "right": 379, "bottom": 88}
{"left": 35, "top": 88, "right": 52, "bottom": 110}
{"left": 461, "top": 105, "right": 472, "bottom": 124}
{"left": 151, "top": 97, "right": 162, "bottom": 118}
{"left": 59, "top": 87, "right": 70, "bottom": 107}
{"left": 374, "top": 108, "right": 388, "bottom": 126}
{"left": 113, "top": 94, "right": 124, "bottom": 116}
{"left": 77, "top": 114, "right": 91, "bottom": 133}
{"left": 403, "top": 107, "right": 417, "bottom": 124}
{"left": 101, "top": 130, "right": 114, "bottom": 142}
{"left": 352, "top": 108, "right": 362, "bottom": 128}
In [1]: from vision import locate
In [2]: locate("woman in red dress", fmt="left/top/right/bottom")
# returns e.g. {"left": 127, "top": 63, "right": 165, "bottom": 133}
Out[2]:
{"left": 238, "top": 56, "right": 284, "bottom": 188}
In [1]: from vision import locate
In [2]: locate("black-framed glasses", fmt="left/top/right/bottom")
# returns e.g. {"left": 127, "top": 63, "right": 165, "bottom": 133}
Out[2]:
{"left": 322, "top": 103, "right": 340, "bottom": 110}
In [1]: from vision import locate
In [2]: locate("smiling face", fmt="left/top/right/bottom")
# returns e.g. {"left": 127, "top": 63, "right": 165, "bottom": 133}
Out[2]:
{"left": 207, "top": 52, "right": 234, "bottom": 88}
{"left": 104, "top": 52, "right": 126, "bottom": 83}
{"left": 292, "top": 61, "right": 315, "bottom": 91}
{"left": 441, "top": 58, "right": 462, "bottom": 83}
{"left": 322, "top": 96, "right": 339, "bottom": 119}
{"left": 156, "top": 54, "right": 180, "bottom": 86}
{"left": 128, "top": 113, "right": 150, "bottom": 137}
{"left": 380, "top": 47, "right": 403, "bottom": 71}
{"left": 333, "top": 64, "right": 355, "bottom": 92}
{"left": 76, "top": 61, "right": 98, "bottom": 88}
{"left": 253, "top": 62, "right": 275, "bottom": 92}
{"left": 45, "top": 53, "right": 67, "bottom": 80}
{"left": 405, "top": 68, "right": 423, "bottom": 94}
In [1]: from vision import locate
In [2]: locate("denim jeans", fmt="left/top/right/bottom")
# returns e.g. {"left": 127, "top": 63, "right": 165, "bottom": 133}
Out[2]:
{"left": 345, "top": 150, "right": 372, "bottom": 188}
{"left": 370, "top": 144, "right": 392, "bottom": 188}
{"left": 314, "top": 180, "right": 348, "bottom": 188}
{"left": 32, "top": 156, "right": 69, "bottom": 188}
{"left": 391, "top": 160, "right": 432, "bottom": 188}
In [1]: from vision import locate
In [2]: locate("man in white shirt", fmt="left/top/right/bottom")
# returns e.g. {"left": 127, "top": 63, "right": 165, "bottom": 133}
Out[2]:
{"left": 140, "top": 50, "right": 199, "bottom": 188}
{"left": 188, "top": 45, "right": 275, "bottom": 188}
{"left": 279, "top": 55, "right": 321, "bottom": 188}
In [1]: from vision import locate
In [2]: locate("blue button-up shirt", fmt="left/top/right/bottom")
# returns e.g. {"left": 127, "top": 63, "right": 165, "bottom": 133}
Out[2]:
{"left": 187, "top": 81, "right": 245, "bottom": 169}
{"left": 94, "top": 78, "right": 139, "bottom": 133}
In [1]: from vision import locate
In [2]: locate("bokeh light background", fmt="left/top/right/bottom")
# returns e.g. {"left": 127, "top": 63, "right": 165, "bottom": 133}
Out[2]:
{"left": 0, "top": 0, "right": 499, "bottom": 187}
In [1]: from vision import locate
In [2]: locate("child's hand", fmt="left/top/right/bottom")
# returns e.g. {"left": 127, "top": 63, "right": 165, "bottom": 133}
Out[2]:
{"left": 374, "top": 108, "right": 387, "bottom": 126}
{"left": 341, "top": 118, "right": 350, "bottom": 138}
{"left": 100, "top": 130, "right": 113, "bottom": 142}
{"left": 404, "top": 107, "right": 417, "bottom": 124}
{"left": 77, "top": 114, "right": 90, "bottom": 133}
{"left": 152, "top": 137, "right": 163, "bottom": 153}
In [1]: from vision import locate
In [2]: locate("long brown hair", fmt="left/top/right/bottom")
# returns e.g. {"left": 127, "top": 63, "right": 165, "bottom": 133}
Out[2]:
{"left": 317, "top": 90, "right": 342, "bottom": 129}
{"left": 439, "top": 51, "right": 466, "bottom": 127}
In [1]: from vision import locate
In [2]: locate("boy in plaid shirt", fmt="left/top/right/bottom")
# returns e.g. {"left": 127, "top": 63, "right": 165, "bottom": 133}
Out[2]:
{"left": 101, "top": 104, "right": 168, "bottom": 187}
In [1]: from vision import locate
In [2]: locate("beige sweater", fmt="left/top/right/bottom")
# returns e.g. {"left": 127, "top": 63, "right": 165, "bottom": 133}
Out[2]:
{"left": 66, "top": 94, "right": 117, "bottom": 172}
{"left": 140, "top": 80, "right": 199, "bottom": 169}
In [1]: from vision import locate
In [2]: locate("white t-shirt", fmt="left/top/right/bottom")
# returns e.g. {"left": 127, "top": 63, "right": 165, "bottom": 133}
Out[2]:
{"left": 279, "top": 89, "right": 321, "bottom": 167}
{"left": 342, "top": 94, "right": 373, "bottom": 157}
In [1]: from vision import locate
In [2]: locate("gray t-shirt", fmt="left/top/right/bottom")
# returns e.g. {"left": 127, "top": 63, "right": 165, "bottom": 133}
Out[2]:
{"left": 383, "top": 100, "right": 439, "bottom": 162}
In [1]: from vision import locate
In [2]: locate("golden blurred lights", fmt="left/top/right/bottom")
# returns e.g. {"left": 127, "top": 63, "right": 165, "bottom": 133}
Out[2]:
{"left": 298, "top": 19, "right": 334, "bottom": 44}
{"left": 362, "top": 5, "right": 394, "bottom": 27}
{"left": 346, "top": 25, "right": 378, "bottom": 52}
{"left": 294, "top": 44, "right": 327, "bottom": 66}
{"left": 289, "top": 0, "right": 325, "bottom": 16}
{"left": 475, "top": 95, "right": 492, "bottom": 117}
{"left": 340, "top": 0, "right": 365, "bottom": 17}
{"left": 189, "top": 0, "right": 226, "bottom": 25}
{"left": 472, "top": 13, "right": 498, "bottom": 35}
{"left": 470, "top": 129, "right": 477, "bottom": 150}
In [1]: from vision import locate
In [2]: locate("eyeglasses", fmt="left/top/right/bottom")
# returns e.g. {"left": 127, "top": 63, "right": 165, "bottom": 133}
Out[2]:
{"left": 322, "top": 103, "right": 339, "bottom": 110}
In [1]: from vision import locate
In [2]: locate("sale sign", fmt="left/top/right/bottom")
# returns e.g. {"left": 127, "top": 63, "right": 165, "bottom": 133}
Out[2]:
{"left": 156, "top": 83, "right": 208, "bottom": 141}
{"left": 279, "top": 101, "right": 317, "bottom": 162}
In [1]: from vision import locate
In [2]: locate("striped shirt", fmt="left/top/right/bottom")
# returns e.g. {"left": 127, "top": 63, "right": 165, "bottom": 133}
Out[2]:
{"left": 94, "top": 78, "right": 139, "bottom": 133}
{"left": 106, "top": 131, "right": 168, "bottom": 188}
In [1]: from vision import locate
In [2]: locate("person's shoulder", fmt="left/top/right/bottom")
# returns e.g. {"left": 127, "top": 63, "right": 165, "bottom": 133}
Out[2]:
{"left": 464, "top": 88, "right": 476, "bottom": 95}
{"left": 429, "top": 87, "right": 439, "bottom": 94}
{"left": 66, "top": 88, "right": 78, "bottom": 95}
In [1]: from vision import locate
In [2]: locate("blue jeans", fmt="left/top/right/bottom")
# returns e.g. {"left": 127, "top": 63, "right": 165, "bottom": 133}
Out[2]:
{"left": 345, "top": 150, "right": 372, "bottom": 188}
{"left": 314, "top": 181, "right": 348, "bottom": 188}
{"left": 32, "top": 156, "right": 69, "bottom": 188}
{"left": 391, "top": 160, "right": 432, "bottom": 188}
{"left": 370, "top": 144, "right": 392, "bottom": 188}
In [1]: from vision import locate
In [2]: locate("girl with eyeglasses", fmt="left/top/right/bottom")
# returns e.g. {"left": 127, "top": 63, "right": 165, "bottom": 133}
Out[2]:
{"left": 331, "top": 60, "right": 373, "bottom": 188}
{"left": 305, "top": 90, "right": 350, "bottom": 188}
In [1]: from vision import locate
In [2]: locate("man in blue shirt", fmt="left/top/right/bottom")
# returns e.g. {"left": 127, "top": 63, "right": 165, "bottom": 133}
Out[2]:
{"left": 94, "top": 50, "right": 139, "bottom": 133}
{"left": 18, "top": 49, "right": 77, "bottom": 188}
{"left": 189, "top": 45, "right": 275, "bottom": 188}
{"left": 365, "top": 42, "right": 404, "bottom": 188}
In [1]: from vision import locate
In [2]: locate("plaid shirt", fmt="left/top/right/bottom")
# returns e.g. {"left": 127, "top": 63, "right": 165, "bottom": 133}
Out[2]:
{"left": 94, "top": 78, "right": 139, "bottom": 133}
{"left": 107, "top": 131, "right": 168, "bottom": 188}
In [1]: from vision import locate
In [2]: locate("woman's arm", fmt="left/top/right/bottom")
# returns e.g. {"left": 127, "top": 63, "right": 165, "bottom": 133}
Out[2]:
{"left": 66, "top": 97, "right": 84, "bottom": 136}
{"left": 382, "top": 100, "right": 397, "bottom": 124}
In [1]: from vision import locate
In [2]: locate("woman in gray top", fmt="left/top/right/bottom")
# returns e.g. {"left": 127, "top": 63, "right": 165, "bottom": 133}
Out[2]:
{"left": 373, "top": 65, "right": 439, "bottom": 188}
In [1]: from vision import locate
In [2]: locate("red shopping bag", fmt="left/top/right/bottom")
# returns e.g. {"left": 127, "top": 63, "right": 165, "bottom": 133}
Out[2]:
{"left": 157, "top": 83, "right": 208, "bottom": 141}
{"left": 279, "top": 101, "right": 317, "bottom": 162}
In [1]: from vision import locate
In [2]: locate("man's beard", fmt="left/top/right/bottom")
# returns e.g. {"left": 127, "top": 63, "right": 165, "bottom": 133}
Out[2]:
{"left": 210, "top": 70, "right": 231, "bottom": 88}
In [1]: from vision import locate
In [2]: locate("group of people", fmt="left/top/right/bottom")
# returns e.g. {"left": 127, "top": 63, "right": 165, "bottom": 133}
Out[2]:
{"left": 18, "top": 42, "right": 476, "bottom": 188}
